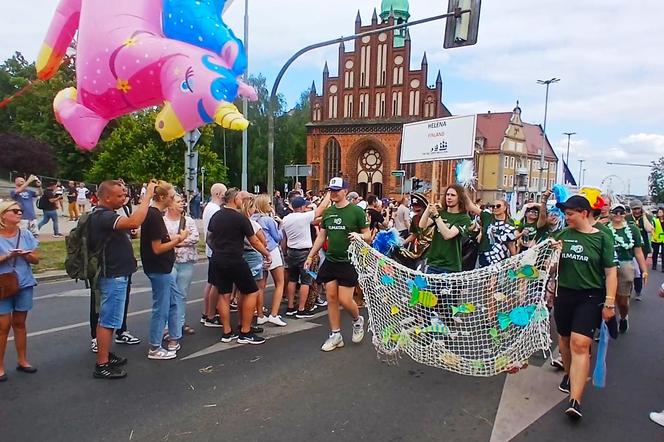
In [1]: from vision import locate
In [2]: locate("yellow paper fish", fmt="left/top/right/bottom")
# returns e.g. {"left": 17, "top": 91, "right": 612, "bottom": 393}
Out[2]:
{"left": 390, "top": 305, "right": 400, "bottom": 316}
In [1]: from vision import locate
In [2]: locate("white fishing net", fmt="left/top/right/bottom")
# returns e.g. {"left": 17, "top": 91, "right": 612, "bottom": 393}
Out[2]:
{"left": 349, "top": 238, "right": 560, "bottom": 377}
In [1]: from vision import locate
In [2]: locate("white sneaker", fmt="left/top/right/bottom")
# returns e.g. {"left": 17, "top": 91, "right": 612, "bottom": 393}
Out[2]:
{"left": 148, "top": 347, "right": 177, "bottom": 360}
{"left": 90, "top": 338, "right": 98, "bottom": 353}
{"left": 650, "top": 410, "right": 664, "bottom": 427}
{"left": 267, "top": 315, "right": 287, "bottom": 327}
{"left": 352, "top": 315, "right": 365, "bottom": 343}
{"left": 321, "top": 333, "right": 344, "bottom": 352}
{"left": 256, "top": 316, "right": 269, "bottom": 326}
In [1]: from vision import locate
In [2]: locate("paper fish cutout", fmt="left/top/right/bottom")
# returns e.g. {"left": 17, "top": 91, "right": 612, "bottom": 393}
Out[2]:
{"left": 381, "top": 275, "right": 396, "bottom": 286}
{"left": 414, "top": 275, "right": 428, "bottom": 289}
{"left": 489, "top": 328, "right": 500, "bottom": 344}
{"left": 399, "top": 317, "right": 416, "bottom": 326}
{"left": 507, "top": 265, "right": 540, "bottom": 281}
{"left": 382, "top": 264, "right": 395, "bottom": 276}
{"left": 497, "top": 305, "right": 537, "bottom": 329}
{"left": 423, "top": 323, "right": 450, "bottom": 335}
{"left": 452, "top": 303, "right": 476, "bottom": 316}
{"left": 390, "top": 305, "right": 400, "bottom": 316}
{"left": 472, "top": 360, "right": 485, "bottom": 370}
{"left": 452, "top": 316, "right": 463, "bottom": 324}
{"left": 440, "top": 352, "right": 460, "bottom": 366}
{"left": 409, "top": 287, "right": 438, "bottom": 308}
{"left": 495, "top": 355, "right": 509, "bottom": 371}
{"left": 532, "top": 306, "right": 549, "bottom": 322}
{"left": 493, "top": 292, "right": 507, "bottom": 302}
{"left": 509, "top": 305, "right": 536, "bottom": 327}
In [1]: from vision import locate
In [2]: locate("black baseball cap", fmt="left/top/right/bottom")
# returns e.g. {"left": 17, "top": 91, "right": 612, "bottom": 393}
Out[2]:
{"left": 556, "top": 195, "right": 592, "bottom": 212}
{"left": 411, "top": 192, "right": 428, "bottom": 208}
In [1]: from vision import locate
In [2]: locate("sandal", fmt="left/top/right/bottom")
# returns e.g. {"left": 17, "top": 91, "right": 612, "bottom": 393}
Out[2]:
{"left": 16, "top": 365, "right": 37, "bottom": 374}
{"left": 183, "top": 325, "right": 196, "bottom": 335}
{"left": 0, "top": 373, "right": 7, "bottom": 382}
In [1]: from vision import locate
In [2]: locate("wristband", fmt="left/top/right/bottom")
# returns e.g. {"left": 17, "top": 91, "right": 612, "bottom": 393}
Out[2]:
{"left": 305, "top": 257, "right": 313, "bottom": 261}
{"left": 604, "top": 304, "right": 615, "bottom": 309}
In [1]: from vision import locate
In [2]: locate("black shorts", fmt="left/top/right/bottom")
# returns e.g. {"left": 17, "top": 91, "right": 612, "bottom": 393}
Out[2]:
{"left": 207, "top": 257, "right": 218, "bottom": 287}
{"left": 212, "top": 258, "right": 259, "bottom": 295}
{"left": 286, "top": 248, "right": 313, "bottom": 285}
{"left": 316, "top": 260, "right": 358, "bottom": 288}
{"left": 554, "top": 287, "right": 605, "bottom": 338}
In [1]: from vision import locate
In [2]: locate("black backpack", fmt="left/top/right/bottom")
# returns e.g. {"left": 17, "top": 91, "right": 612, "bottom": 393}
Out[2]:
{"left": 64, "top": 211, "right": 110, "bottom": 288}
{"left": 36, "top": 194, "right": 48, "bottom": 210}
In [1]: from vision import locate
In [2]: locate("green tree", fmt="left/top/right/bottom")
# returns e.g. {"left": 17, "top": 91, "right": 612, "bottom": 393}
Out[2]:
{"left": 649, "top": 157, "right": 664, "bottom": 203}
{"left": 87, "top": 110, "right": 227, "bottom": 187}
{"left": 0, "top": 52, "right": 93, "bottom": 180}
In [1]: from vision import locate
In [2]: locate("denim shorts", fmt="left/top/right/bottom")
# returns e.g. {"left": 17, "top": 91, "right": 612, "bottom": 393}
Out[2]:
{"left": 98, "top": 276, "right": 129, "bottom": 329}
{"left": 0, "top": 286, "right": 34, "bottom": 314}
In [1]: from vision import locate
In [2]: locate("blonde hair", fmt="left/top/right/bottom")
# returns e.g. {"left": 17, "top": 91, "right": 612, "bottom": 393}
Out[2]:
{"left": 153, "top": 180, "right": 174, "bottom": 202}
{"left": 0, "top": 200, "right": 21, "bottom": 230}
{"left": 254, "top": 194, "right": 271, "bottom": 214}
{"left": 239, "top": 195, "right": 255, "bottom": 218}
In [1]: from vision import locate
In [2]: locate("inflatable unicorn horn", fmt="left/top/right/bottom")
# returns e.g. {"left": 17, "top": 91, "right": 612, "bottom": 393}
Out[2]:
{"left": 37, "top": 0, "right": 255, "bottom": 150}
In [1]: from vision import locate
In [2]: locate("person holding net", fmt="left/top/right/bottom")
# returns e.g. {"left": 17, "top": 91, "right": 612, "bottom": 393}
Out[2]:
{"left": 477, "top": 199, "right": 517, "bottom": 267}
{"left": 304, "top": 178, "right": 371, "bottom": 352}
{"left": 419, "top": 184, "right": 472, "bottom": 274}
{"left": 553, "top": 195, "right": 617, "bottom": 420}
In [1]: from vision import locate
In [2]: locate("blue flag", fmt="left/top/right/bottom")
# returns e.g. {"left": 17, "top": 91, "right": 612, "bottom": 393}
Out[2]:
{"left": 563, "top": 161, "right": 577, "bottom": 186}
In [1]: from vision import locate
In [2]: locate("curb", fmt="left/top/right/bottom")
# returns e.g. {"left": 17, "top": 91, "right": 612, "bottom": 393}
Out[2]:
{"left": 36, "top": 257, "right": 209, "bottom": 284}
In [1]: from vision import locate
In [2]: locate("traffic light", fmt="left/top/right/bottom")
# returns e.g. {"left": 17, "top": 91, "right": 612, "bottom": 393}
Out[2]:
{"left": 412, "top": 177, "right": 423, "bottom": 191}
{"left": 443, "top": 0, "right": 481, "bottom": 49}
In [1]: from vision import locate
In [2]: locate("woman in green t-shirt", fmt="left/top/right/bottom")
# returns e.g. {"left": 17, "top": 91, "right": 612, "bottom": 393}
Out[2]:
{"left": 607, "top": 204, "right": 648, "bottom": 333}
{"left": 553, "top": 195, "right": 617, "bottom": 420}
{"left": 419, "top": 184, "right": 472, "bottom": 274}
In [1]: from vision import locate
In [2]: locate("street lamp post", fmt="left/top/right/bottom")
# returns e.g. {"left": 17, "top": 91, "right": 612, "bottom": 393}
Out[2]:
{"left": 201, "top": 166, "right": 206, "bottom": 201}
{"left": 578, "top": 159, "right": 585, "bottom": 185}
{"left": 537, "top": 78, "right": 560, "bottom": 196}
{"left": 241, "top": 0, "right": 249, "bottom": 190}
{"left": 563, "top": 131, "right": 576, "bottom": 166}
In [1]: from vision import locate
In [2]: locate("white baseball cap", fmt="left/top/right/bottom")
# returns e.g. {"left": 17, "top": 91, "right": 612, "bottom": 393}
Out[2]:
{"left": 327, "top": 177, "right": 348, "bottom": 191}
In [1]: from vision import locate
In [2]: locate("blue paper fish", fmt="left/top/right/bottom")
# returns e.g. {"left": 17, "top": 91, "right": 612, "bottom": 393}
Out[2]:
{"left": 497, "top": 305, "right": 537, "bottom": 330}
{"left": 381, "top": 275, "right": 395, "bottom": 286}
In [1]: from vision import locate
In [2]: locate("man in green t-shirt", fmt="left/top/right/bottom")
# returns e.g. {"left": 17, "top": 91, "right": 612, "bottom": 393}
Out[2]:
{"left": 419, "top": 184, "right": 472, "bottom": 273}
{"left": 305, "top": 177, "right": 371, "bottom": 352}
{"left": 608, "top": 203, "right": 648, "bottom": 333}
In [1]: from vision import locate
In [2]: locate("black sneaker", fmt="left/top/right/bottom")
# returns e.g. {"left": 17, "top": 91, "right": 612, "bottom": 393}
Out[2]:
{"left": 221, "top": 331, "right": 239, "bottom": 343}
{"left": 558, "top": 374, "right": 570, "bottom": 394}
{"left": 550, "top": 357, "right": 564, "bottom": 370}
{"left": 205, "top": 316, "right": 223, "bottom": 328}
{"left": 93, "top": 363, "right": 127, "bottom": 379}
{"left": 285, "top": 307, "right": 297, "bottom": 317}
{"left": 619, "top": 318, "right": 628, "bottom": 333}
{"left": 108, "top": 352, "right": 128, "bottom": 367}
{"left": 200, "top": 314, "right": 208, "bottom": 324}
{"left": 250, "top": 325, "right": 264, "bottom": 334}
{"left": 296, "top": 308, "right": 317, "bottom": 319}
{"left": 565, "top": 399, "right": 582, "bottom": 420}
{"left": 237, "top": 332, "right": 266, "bottom": 345}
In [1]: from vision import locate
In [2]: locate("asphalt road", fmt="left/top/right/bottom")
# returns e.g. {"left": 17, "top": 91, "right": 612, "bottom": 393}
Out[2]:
{"left": 1, "top": 262, "right": 663, "bottom": 441}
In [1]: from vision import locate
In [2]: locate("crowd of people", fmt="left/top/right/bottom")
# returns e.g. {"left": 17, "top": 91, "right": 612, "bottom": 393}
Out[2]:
{"left": 1, "top": 175, "right": 663, "bottom": 426}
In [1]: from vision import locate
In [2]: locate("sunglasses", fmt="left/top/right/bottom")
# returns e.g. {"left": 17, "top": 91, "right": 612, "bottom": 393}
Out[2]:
{"left": 612, "top": 210, "right": 625, "bottom": 216}
{"left": 6, "top": 209, "right": 23, "bottom": 215}
{"left": 490, "top": 204, "right": 503, "bottom": 209}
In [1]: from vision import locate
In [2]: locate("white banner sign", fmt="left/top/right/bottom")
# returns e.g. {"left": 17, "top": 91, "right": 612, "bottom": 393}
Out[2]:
{"left": 400, "top": 114, "right": 477, "bottom": 163}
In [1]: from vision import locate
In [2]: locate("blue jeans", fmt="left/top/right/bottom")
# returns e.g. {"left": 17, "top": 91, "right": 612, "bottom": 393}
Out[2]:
{"left": 147, "top": 269, "right": 183, "bottom": 346}
{"left": 98, "top": 276, "right": 129, "bottom": 329}
{"left": 173, "top": 262, "right": 195, "bottom": 331}
{"left": 38, "top": 209, "right": 60, "bottom": 235}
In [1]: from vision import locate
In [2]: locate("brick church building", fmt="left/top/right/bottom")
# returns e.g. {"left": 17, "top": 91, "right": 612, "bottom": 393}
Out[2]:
{"left": 306, "top": 1, "right": 454, "bottom": 198}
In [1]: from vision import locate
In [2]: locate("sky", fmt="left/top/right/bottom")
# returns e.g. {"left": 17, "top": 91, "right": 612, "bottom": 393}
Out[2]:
{"left": 2, "top": 0, "right": 663, "bottom": 195}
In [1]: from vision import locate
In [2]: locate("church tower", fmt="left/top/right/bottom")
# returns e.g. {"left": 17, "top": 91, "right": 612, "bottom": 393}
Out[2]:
{"left": 379, "top": 0, "right": 411, "bottom": 47}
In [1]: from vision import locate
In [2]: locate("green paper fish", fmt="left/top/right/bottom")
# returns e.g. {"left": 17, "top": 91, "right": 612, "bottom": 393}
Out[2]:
{"left": 422, "top": 323, "right": 450, "bottom": 335}
{"left": 489, "top": 327, "right": 500, "bottom": 345}
{"left": 452, "top": 303, "right": 476, "bottom": 316}
{"left": 409, "top": 286, "right": 438, "bottom": 307}
{"left": 507, "top": 265, "right": 540, "bottom": 281}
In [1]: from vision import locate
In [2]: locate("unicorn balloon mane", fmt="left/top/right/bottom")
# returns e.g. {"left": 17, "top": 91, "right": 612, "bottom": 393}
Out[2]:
{"left": 37, "top": 0, "right": 256, "bottom": 150}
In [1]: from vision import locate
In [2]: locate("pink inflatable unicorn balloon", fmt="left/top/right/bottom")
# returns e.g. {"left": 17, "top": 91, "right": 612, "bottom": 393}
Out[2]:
{"left": 37, "top": 0, "right": 257, "bottom": 150}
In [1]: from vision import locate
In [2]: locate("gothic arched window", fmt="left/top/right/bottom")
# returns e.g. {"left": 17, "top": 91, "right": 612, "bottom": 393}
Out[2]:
{"left": 324, "top": 138, "right": 341, "bottom": 183}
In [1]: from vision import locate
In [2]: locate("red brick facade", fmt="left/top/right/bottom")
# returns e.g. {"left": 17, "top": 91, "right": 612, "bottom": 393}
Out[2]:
{"left": 306, "top": 8, "right": 452, "bottom": 198}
